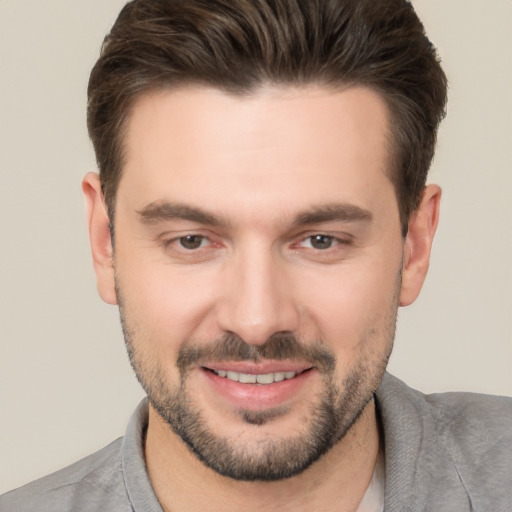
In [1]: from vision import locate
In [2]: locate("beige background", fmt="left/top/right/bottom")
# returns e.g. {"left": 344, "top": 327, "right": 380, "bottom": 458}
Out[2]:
{"left": 1, "top": 0, "right": 511, "bottom": 494}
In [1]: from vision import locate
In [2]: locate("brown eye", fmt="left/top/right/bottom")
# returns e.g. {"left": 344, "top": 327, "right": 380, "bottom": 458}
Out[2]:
{"left": 309, "top": 235, "right": 334, "bottom": 249}
{"left": 179, "top": 235, "right": 206, "bottom": 250}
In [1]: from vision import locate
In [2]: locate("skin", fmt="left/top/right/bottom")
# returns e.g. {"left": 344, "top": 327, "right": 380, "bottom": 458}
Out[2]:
{"left": 83, "top": 85, "right": 440, "bottom": 511}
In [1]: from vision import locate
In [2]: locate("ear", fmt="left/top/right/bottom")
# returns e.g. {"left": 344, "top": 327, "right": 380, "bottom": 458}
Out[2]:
{"left": 82, "top": 172, "right": 118, "bottom": 305}
{"left": 399, "top": 184, "right": 441, "bottom": 306}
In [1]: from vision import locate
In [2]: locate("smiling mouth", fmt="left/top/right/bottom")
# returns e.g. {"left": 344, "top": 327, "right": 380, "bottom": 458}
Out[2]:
{"left": 203, "top": 368, "right": 311, "bottom": 385}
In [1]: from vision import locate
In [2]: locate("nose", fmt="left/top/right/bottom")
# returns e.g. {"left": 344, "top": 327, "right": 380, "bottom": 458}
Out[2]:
{"left": 215, "top": 243, "right": 300, "bottom": 345}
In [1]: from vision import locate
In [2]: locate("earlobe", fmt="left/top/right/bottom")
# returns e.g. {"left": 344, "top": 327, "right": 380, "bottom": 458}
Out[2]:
{"left": 82, "top": 172, "right": 118, "bottom": 305}
{"left": 399, "top": 184, "right": 441, "bottom": 306}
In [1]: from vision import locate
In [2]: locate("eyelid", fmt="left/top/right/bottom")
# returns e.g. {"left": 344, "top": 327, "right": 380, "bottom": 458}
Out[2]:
{"left": 287, "top": 231, "right": 356, "bottom": 263}
{"left": 179, "top": 234, "right": 210, "bottom": 250}
{"left": 301, "top": 234, "right": 336, "bottom": 248}
{"left": 300, "top": 236, "right": 349, "bottom": 248}
{"left": 157, "top": 230, "right": 227, "bottom": 262}
{"left": 163, "top": 233, "right": 211, "bottom": 248}
{"left": 293, "top": 230, "right": 354, "bottom": 245}
{"left": 157, "top": 227, "right": 213, "bottom": 242}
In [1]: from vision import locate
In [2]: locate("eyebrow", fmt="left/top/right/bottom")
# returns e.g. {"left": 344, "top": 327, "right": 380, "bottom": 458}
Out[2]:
{"left": 137, "top": 202, "right": 228, "bottom": 227}
{"left": 292, "top": 204, "right": 373, "bottom": 226}
{"left": 137, "top": 201, "right": 372, "bottom": 228}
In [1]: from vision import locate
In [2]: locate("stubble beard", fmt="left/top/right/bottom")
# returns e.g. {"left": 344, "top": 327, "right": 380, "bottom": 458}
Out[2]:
{"left": 117, "top": 283, "right": 398, "bottom": 482}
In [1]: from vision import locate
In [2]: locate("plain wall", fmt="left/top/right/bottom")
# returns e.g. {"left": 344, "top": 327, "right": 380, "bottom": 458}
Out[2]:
{"left": 1, "top": 0, "right": 511, "bottom": 494}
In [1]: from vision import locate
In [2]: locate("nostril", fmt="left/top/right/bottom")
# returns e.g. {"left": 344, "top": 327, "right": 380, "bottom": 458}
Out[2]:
{"left": 215, "top": 270, "right": 300, "bottom": 344}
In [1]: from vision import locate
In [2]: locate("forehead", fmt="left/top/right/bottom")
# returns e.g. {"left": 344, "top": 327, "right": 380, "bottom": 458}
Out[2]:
{"left": 119, "top": 85, "right": 395, "bottom": 224}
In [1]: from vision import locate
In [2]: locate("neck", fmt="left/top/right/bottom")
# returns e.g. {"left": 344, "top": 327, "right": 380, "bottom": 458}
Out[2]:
{"left": 145, "top": 399, "right": 381, "bottom": 512}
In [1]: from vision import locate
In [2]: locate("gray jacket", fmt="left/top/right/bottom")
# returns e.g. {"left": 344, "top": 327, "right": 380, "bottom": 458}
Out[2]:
{"left": 1, "top": 373, "right": 511, "bottom": 511}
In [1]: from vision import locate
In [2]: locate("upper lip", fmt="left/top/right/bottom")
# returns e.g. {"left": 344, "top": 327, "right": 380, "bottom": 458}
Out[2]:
{"left": 201, "top": 361, "right": 314, "bottom": 374}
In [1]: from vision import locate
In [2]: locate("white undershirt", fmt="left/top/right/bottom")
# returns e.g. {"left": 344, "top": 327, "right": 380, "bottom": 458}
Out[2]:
{"left": 355, "top": 450, "right": 385, "bottom": 512}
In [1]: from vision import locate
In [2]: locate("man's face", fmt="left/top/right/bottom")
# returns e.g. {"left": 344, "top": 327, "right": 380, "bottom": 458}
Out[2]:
{"left": 110, "top": 85, "right": 405, "bottom": 480}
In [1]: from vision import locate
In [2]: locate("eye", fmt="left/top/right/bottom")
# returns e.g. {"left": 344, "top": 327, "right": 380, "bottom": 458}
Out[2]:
{"left": 178, "top": 234, "right": 209, "bottom": 250}
{"left": 304, "top": 234, "right": 336, "bottom": 250}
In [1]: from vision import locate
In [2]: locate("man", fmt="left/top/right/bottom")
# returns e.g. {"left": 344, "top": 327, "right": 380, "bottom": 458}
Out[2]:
{"left": 1, "top": 0, "right": 510, "bottom": 510}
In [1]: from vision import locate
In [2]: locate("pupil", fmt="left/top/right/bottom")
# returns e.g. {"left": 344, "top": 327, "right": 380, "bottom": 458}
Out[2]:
{"left": 180, "top": 235, "right": 203, "bottom": 249}
{"left": 311, "top": 235, "right": 332, "bottom": 249}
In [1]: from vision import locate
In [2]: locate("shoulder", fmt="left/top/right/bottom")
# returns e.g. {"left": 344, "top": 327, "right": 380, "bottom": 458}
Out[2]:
{"left": 425, "top": 387, "right": 512, "bottom": 505}
{"left": 379, "top": 373, "right": 512, "bottom": 454}
{"left": 425, "top": 387, "right": 512, "bottom": 448}
{"left": 377, "top": 373, "right": 512, "bottom": 509}
{"left": 378, "top": 372, "right": 512, "bottom": 438}
{"left": 0, "top": 437, "right": 131, "bottom": 512}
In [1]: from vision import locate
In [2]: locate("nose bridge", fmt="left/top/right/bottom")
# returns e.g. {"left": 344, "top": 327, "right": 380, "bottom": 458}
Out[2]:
{"left": 217, "top": 238, "right": 299, "bottom": 345}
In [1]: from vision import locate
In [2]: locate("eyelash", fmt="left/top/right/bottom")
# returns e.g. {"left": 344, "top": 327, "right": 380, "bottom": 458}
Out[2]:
{"left": 161, "top": 232, "right": 352, "bottom": 254}
{"left": 162, "top": 233, "right": 215, "bottom": 251}
{"left": 297, "top": 234, "right": 350, "bottom": 250}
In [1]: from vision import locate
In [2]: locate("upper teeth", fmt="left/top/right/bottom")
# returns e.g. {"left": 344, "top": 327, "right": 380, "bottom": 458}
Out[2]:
{"left": 215, "top": 370, "right": 297, "bottom": 384}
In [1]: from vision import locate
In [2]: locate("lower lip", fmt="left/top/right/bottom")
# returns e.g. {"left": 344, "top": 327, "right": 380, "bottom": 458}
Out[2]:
{"left": 201, "top": 368, "right": 314, "bottom": 411}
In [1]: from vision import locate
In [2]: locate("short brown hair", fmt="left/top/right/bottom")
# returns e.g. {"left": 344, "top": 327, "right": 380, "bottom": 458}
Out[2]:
{"left": 87, "top": 0, "right": 447, "bottom": 234}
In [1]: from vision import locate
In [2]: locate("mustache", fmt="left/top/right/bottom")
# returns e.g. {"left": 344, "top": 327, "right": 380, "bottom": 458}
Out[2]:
{"left": 177, "top": 332, "right": 335, "bottom": 373}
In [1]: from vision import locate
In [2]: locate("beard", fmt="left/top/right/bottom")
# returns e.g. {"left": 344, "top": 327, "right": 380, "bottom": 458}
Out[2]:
{"left": 117, "top": 282, "right": 398, "bottom": 482}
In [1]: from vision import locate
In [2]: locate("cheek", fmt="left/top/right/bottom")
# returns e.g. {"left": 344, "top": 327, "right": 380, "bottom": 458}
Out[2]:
{"left": 297, "top": 260, "right": 400, "bottom": 349}
{"left": 115, "top": 251, "right": 222, "bottom": 349}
